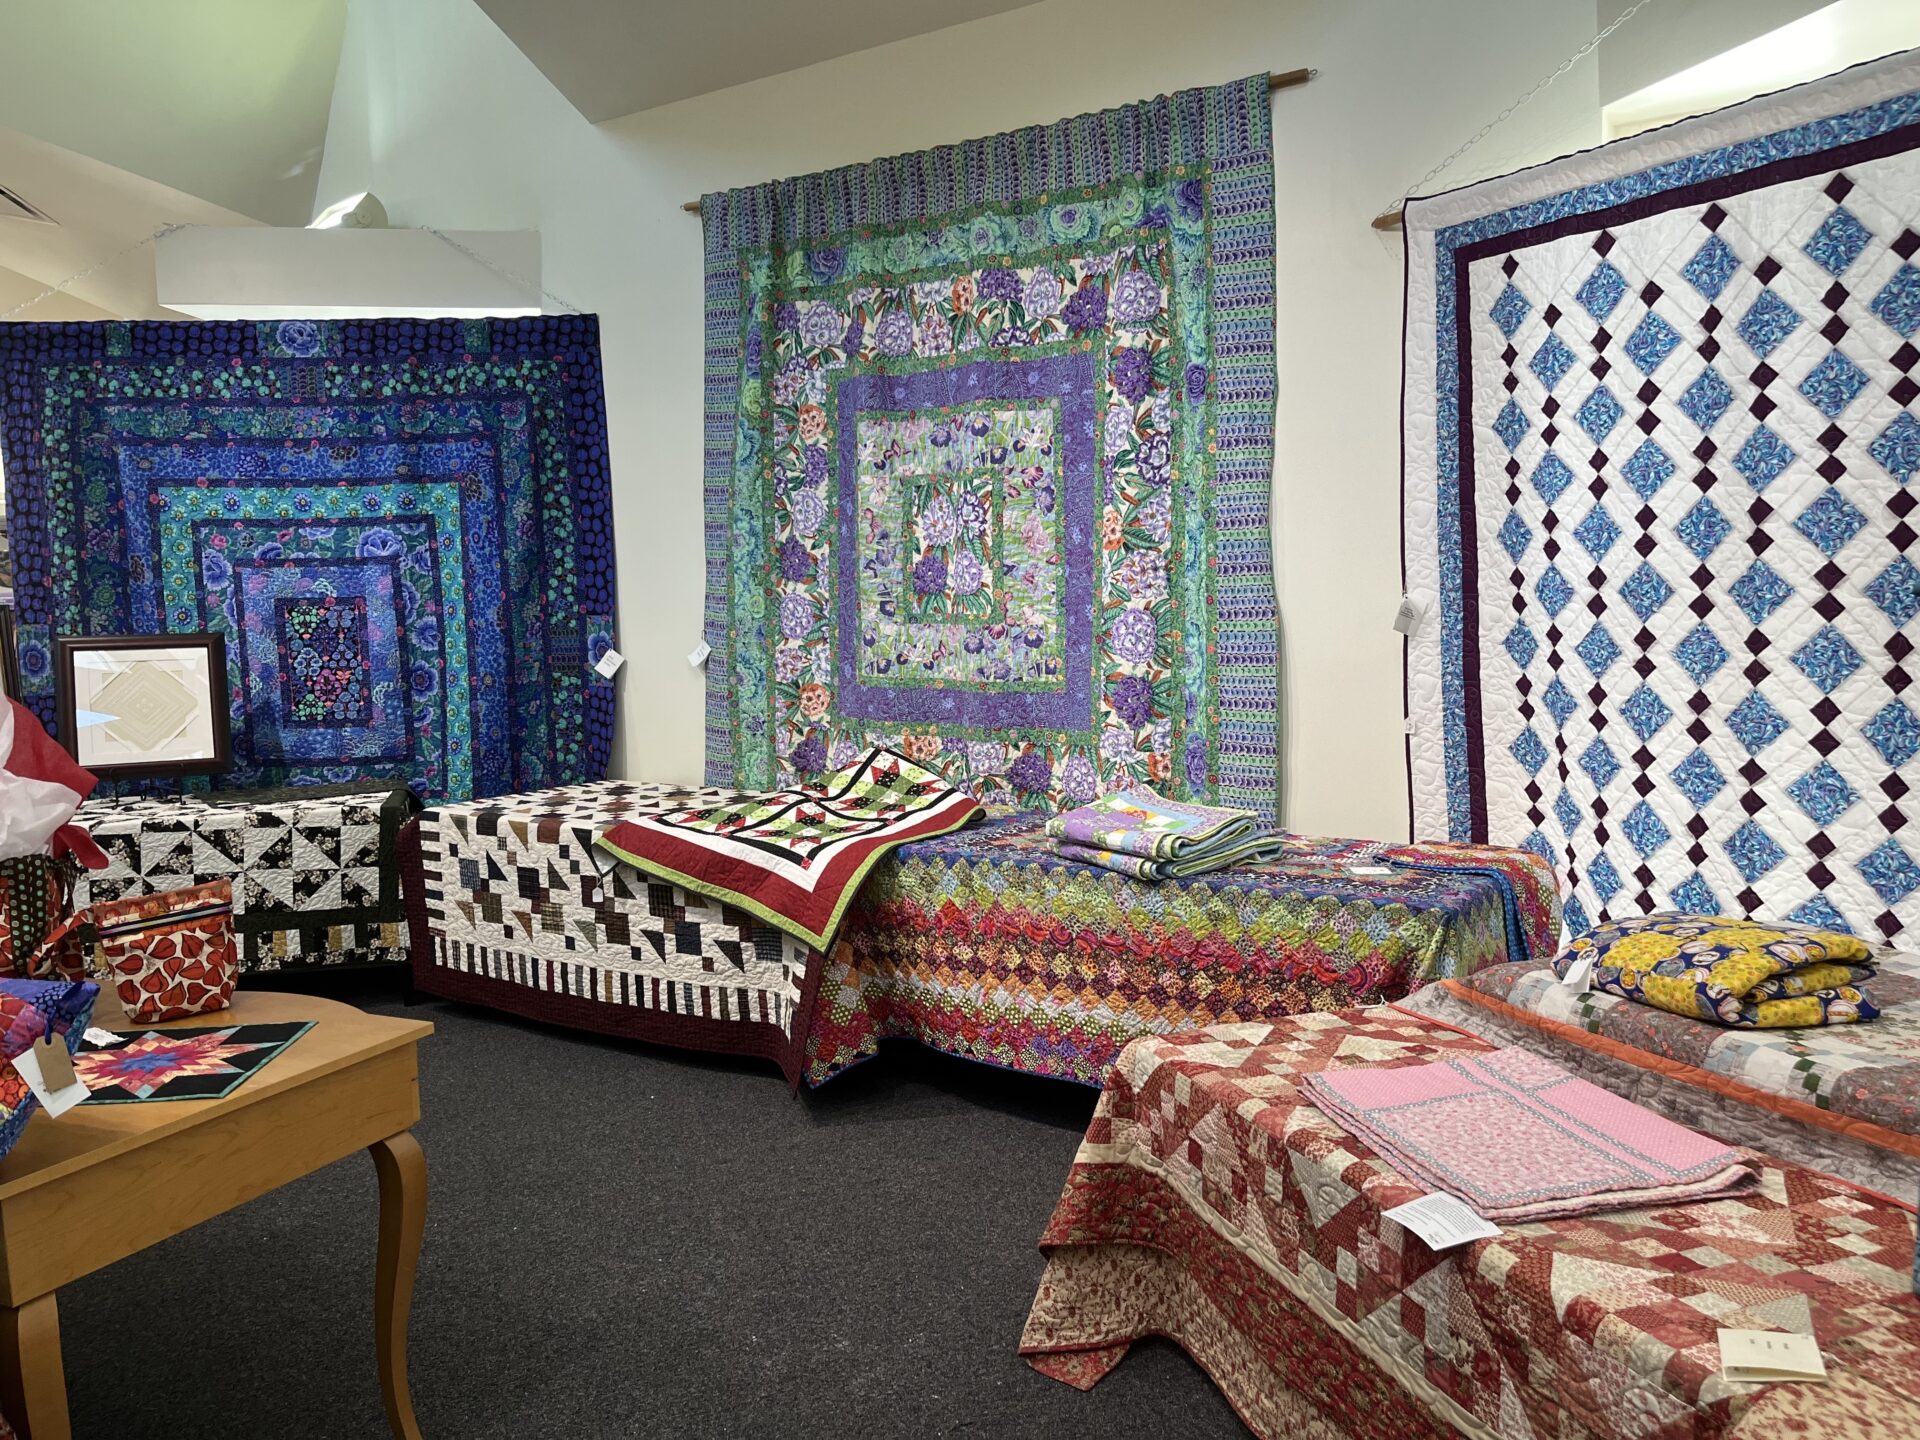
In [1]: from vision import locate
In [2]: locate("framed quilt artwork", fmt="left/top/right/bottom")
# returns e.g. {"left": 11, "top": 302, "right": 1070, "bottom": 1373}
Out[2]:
{"left": 1403, "top": 50, "right": 1920, "bottom": 947}
{"left": 53, "top": 633, "right": 231, "bottom": 779}
{"left": 702, "top": 75, "right": 1280, "bottom": 818}
{"left": 0, "top": 316, "right": 618, "bottom": 803}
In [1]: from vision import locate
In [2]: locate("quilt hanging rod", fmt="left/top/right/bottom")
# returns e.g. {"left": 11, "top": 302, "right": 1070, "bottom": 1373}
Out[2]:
{"left": 677, "top": 68, "right": 1318, "bottom": 215}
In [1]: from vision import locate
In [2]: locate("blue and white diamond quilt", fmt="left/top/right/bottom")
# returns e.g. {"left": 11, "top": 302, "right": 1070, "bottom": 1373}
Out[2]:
{"left": 1403, "top": 49, "right": 1920, "bottom": 946}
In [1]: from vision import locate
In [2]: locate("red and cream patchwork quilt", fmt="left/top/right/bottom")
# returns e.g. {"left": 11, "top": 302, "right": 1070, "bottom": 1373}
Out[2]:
{"left": 1021, "top": 1007, "right": 1920, "bottom": 1439}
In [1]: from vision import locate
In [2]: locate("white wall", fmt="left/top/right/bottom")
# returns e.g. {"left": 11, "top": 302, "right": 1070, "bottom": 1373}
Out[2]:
{"left": 317, "top": 0, "right": 1603, "bottom": 840}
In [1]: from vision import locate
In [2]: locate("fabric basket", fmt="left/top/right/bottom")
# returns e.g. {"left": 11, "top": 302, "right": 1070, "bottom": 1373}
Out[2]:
{"left": 91, "top": 880, "right": 238, "bottom": 1023}
{"left": 0, "top": 852, "right": 88, "bottom": 982}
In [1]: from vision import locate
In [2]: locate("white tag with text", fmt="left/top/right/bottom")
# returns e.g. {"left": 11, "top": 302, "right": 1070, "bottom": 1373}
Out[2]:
{"left": 11, "top": 1042, "right": 90, "bottom": 1118}
{"left": 594, "top": 647, "right": 625, "bottom": 679}
{"left": 1384, "top": 1192, "right": 1499, "bottom": 1250}
{"left": 688, "top": 641, "right": 712, "bottom": 668}
{"left": 1718, "top": 1329, "right": 1827, "bottom": 1383}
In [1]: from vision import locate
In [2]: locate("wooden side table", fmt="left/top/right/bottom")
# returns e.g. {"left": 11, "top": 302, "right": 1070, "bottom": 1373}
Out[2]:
{"left": 0, "top": 991, "right": 433, "bottom": 1438}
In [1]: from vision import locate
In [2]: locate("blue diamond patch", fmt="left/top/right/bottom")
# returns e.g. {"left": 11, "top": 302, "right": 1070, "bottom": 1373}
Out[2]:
{"left": 1575, "top": 384, "right": 1624, "bottom": 443}
{"left": 1870, "top": 264, "right": 1920, "bottom": 338}
{"left": 1799, "top": 349, "right": 1869, "bottom": 419}
{"left": 1788, "top": 895, "right": 1852, "bottom": 933}
{"left": 1620, "top": 684, "right": 1673, "bottom": 743}
{"left": 1554, "top": 789, "right": 1581, "bottom": 836}
{"left": 1793, "top": 488, "right": 1867, "bottom": 557}
{"left": 1624, "top": 311, "right": 1681, "bottom": 375}
{"left": 1731, "top": 424, "right": 1795, "bottom": 490}
{"left": 1674, "top": 622, "right": 1735, "bottom": 683}
{"left": 1504, "top": 621, "right": 1539, "bottom": 671}
{"left": 1579, "top": 737, "right": 1620, "bottom": 787}
{"left": 1866, "top": 555, "right": 1920, "bottom": 626}
{"left": 1791, "top": 625, "right": 1863, "bottom": 694}
{"left": 1787, "top": 760, "right": 1858, "bottom": 827}
{"left": 1871, "top": 411, "right": 1920, "bottom": 483}
{"left": 1493, "top": 398, "right": 1530, "bottom": 451}
{"left": 1576, "top": 624, "right": 1621, "bottom": 678}
{"left": 1676, "top": 495, "right": 1732, "bottom": 559}
{"left": 1681, "top": 234, "right": 1740, "bottom": 300}
{"left": 1670, "top": 872, "right": 1722, "bottom": 916}
{"left": 1859, "top": 838, "right": 1920, "bottom": 905}
{"left": 1803, "top": 206, "right": 1872, "bottom": 276}
{"left": 1535, "top": 565, "right": 1574, "bottom": 617}
{"left": 1671, "top": 748, "right": 1725, "bottom": 808}
{"left": 1728, "top": 559, "right": 1794, "bottom": 626}
{"left": 1530, "top": 452, "right": 1574, "bottom": 503}
{"left": 1619, "top": 561, "right": 1674, "bottom": 622}
{"left": 1588, "top": 852, "right": 1622, "bottom": 903}
{"left": 1530, "top": 333, "right": 1576, "bottom": 392}
{"left": 1510, "top": 727, "right": 1549, "bottom": 776}
{"left": 1728, "top": 690, "right": 1789, "bottom": 753}
{"left": 1542, "top": 676, "right": 1579, "bottom": 729}
{"left": 1563, "top": 894, "right": 1593, "bottom": 939}
{"left": 1498, "top": 511, "right": 1533, "bottom": 562}
{"left": 1622, "top": 438, "right": 1676, "bottom": 500}
{"left": 1735, "top": 289, "right": 1802, "bottom": 358}
{"left": 1576, "top": 261, "right": 1627, "bottom": 320}
{"left": 1573, "top": 504, "right": 1622, "bottom": 560}
{"left": 1622, "top": 801, "right": 1671, "bottom": 858}
{"left": 1863, "top": 699, "right": 1920, "bottom": 767}
{"left": 1677, "top": 366, "right": 1733, "bottom": 433}
{"left": 1489, "top": 282, "right": 1532, "bottom": 338}
{"left": 1725, "top": 820, "right": 1786, "bottom": 883}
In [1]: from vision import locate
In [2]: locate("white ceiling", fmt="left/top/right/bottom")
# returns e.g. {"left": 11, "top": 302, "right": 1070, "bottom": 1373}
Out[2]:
{"left": 471, "top": 0, "right": 1047, "bottom": 121}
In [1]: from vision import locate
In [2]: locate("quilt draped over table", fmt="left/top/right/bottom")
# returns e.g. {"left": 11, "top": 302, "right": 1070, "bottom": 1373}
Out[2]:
{"left": 1402, "top": 49, "right": 1920, "bottom": 947}
{"left": 701, "top": 75, "right": 1280, "bottom": 818}
{"left": 0, "top": 316, "right": 617, "bottom": 802}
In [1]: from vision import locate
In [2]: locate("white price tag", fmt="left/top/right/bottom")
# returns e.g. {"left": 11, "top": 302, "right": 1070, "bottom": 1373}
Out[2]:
{"left": 1718, "top": 1329, "right": 1827, "bottom": 1383}
{"left": 1559, "top": 949, "right": 1597, "bottom": 990}
{"left": 594, "top": 647, "right": 625, "bottom": 679}
{"left": 10, "top": 1041, "right": 90, "bottom": 1119}
{"left": 688, "top": 641, "right": 712, "bottom": 668}
{"left": 1392, "top": 595, "right": 1422, "bottom": 636}
{"left": 1383, "top": 1193, "right": 1500, "bottom": 1250}
{"left": 1348, "top": 865, "right": 1394, "bottom": 876}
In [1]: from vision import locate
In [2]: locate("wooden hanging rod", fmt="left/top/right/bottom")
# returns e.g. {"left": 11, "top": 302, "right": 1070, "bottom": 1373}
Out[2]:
{"left": 1373, "top": 208, "right": 1405, "bottom": 232}
{"left": 679, "top": 68, "right": 1318, "bottom": 216}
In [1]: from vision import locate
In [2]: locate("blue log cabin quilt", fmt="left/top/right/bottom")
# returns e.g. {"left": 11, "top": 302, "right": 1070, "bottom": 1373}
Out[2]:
{"left": 0, "top": 316, "right": 617, "bottom": 802}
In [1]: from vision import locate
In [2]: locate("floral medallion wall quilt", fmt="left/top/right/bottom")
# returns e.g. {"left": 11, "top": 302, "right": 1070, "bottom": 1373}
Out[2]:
{"left": 1403, "top": 50, "right": 1920, "bottom": 948}
{"left": 702, "top": 75, "right": 1280, "bottom": 818}
{"left": 0, "top": 316, "right": 617, "bottom": 803}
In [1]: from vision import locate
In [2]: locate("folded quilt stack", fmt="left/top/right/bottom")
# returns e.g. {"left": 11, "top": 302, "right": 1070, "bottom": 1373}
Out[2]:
{"left": 1044, "top": 789, "right": 1284, "bottom": 881}
{"left": 1302, "top": 1045, "right": 1759, "bottom": 1222}
{"left": 1559, "top": 912, "right": 1881, "bottom": 1029}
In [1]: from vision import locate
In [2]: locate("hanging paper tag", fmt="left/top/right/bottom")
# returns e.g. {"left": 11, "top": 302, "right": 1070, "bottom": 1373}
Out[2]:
{"left": 594, "top": 647, "right": 625, "bottom": 679}
{"left": 1560, "top": 949, "right": 1597, "bottom": 990}
{"left": 1383, "top": 1192, "right": 1499, "bottom": 1250}
{"left": 1718, "top": 1329, "right": 1827, "bottom": 1383}
{"left": 688, "top": 640, "right": 711, "bottom": 668}
{"left": 31, "top": 1033, "right": 77, "bottom": 1090}
{"left": 12, "top": 1040, "right": 89, "bottom": 1118}
{"left": 1348, "top": 865, "right": 1394, "bottom": 876}
{"left": 1392, "top": 595, "right": 1421, "bottom": 636}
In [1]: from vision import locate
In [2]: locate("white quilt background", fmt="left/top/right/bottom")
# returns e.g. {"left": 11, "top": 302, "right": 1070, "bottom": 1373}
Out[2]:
{"left": 1405, "top": 51, "right": 1920, "bottom": 946}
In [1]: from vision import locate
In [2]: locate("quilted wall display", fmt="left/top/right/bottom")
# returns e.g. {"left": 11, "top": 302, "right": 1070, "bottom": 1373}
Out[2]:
{"left": 0, "top": 316, "right": 617, "bottom": 803}
{"left": 701, "top": 75, "right": 1280, "bottom": 818}
{"left": 1404, "top": 51, "right": 1920, "bottom": 946}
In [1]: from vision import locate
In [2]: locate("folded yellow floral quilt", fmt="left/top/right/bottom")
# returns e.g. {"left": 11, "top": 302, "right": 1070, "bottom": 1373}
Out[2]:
{"left": 1555, "top": 913, "right": 1879, "bottom": 1028}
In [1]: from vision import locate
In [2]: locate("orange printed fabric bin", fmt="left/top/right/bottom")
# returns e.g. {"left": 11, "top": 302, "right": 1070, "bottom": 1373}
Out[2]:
{"left": 92, "top": 880, "right": 238, "bottom": 1022}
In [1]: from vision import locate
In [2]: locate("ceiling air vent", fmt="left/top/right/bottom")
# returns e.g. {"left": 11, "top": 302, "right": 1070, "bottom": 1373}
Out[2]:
{"left": 0, "top": 185, "right": 53, "bottom": 224}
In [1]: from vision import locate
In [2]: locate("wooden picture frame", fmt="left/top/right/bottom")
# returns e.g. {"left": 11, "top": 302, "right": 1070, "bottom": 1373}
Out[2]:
{"left": 52, "top": 634, "right": 233, "bottom": 779}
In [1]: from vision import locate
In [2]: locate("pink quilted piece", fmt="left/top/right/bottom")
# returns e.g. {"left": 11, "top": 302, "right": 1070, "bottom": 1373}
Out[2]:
{"left": 1303, "top": 1046, "right": 1757, "bottom": 1221}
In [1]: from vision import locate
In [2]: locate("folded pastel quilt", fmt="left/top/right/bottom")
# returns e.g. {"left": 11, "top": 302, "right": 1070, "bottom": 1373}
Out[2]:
{"left": 594, "top": 748, "right": 982, "bottom": 951}
{"left": 1045, "top": 789, "right": 1282, "bottom": 880}
{"left": 1560, "top": 912, "right": 1880, "bottom": 1028}
{"left": 1301, "top": 1045, "right": 1758, "bottom": 1221}
{"left": 0, "top": 976, "right": 98, "bottom": 1161}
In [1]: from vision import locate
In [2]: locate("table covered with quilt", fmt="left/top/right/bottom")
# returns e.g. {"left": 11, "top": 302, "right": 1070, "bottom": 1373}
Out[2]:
{"left": 405, "top": 780, "right": 1557, "bottom": 1088}
{"left": 1019, "top": 1006, "right": 1920, "bottom": 1440}
{"left": 74, "top": 782, "right": 417, "bottom": 973}
{"left": 1400, "top": 953, "right": 1920, "bottom": 1195}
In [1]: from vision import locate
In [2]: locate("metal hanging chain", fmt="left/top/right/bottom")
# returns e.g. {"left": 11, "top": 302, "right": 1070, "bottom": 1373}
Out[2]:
{"left": 0, "top": 223, "right": 187, "bottom": 321}
{"left": 1385, "top": 0, "right": 1662, "bottom": 215}
{"left": 422, "top": 226, "right": 585, "bottom": 315}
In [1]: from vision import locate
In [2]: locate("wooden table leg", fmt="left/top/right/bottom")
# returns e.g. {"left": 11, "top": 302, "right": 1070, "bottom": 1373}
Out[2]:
{"left": 370, "top": 1131, "right": 426, "bottom": 1440}
{"left": 0, "top": 1293, "right": 69, "bottom": 1440}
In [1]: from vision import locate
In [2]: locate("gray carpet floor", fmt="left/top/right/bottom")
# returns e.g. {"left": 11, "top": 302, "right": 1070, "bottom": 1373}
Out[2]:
{"left": 58, "top": 990, "right": 1248, "bottom": 1438}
